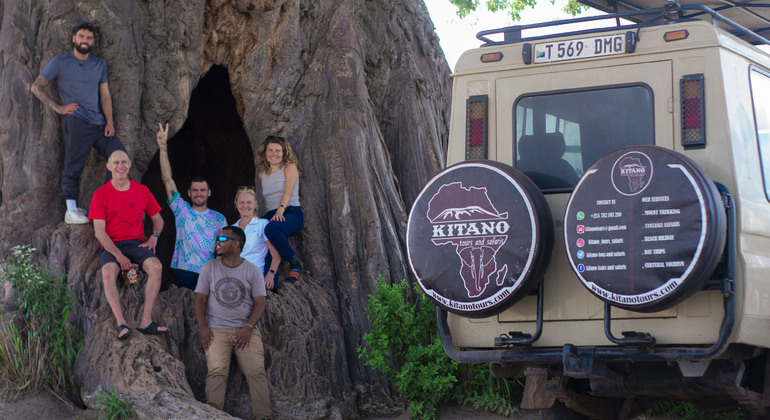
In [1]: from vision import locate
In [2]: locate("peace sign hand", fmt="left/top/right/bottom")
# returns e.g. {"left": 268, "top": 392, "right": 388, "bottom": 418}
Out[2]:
{"left": 156, "top": 122, "right": 169, "bottom": 148}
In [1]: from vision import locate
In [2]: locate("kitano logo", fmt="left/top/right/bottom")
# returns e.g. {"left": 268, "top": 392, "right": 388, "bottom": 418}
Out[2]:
{"left": 612, "top": 151, "right": 653, "bottom": 196}
{"left": 620, "top": 157, "right": 646, "bottom": 191}
{"left": 427, "top": 182, "right": 510, "bottom": 298}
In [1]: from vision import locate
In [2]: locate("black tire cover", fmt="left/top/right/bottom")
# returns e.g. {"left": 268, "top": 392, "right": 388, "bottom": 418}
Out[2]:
{"left": 564, "top": 146, "right": 726, "bottom": 312}
{"left": 407, "top": 160, "right": 553, "bottom": 318}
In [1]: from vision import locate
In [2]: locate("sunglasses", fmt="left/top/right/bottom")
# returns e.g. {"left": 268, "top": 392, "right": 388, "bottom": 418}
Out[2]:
{"left": 217, "top": 236, "right": 234, "bottom": 242}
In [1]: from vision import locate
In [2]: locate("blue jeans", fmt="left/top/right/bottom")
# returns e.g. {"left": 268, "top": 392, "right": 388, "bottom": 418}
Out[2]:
{"left": 174, "top": 269, "right": 199, "bottom": 291}
{"left": 262, "top": 206, "right": 303, "bottom": 262}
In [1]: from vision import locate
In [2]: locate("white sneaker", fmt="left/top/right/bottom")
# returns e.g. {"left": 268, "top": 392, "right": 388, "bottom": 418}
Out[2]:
{"left": 64, "top": 208, "right": 89, "bottom": 225}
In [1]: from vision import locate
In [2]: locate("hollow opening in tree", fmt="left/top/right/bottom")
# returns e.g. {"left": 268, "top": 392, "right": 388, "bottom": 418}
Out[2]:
{"left": 143, "top": 65, "right": 255, "bottom": 287}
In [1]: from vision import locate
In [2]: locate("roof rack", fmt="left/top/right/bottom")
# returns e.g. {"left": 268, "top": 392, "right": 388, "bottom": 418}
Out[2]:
{"left": 476, "top": 2, "right": 770, "bottom": 47}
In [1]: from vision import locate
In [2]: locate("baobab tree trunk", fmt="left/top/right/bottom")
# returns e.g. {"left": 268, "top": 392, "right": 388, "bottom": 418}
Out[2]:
{"left": 0, "top": 0, "right": 450, "bottom": 418}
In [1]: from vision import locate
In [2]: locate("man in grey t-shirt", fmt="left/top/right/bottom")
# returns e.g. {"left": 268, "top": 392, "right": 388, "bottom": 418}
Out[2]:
{"left": 194, "top": 226, "right": 271, "bottom": 420}
{"left": 31, "top": 22, "right": 125, "bottom": 224}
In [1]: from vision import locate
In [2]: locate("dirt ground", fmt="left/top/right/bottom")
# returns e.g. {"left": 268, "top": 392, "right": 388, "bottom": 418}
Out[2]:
{"left": 0, "top": 394, "right": 537, "bottom": 420}
{"left": 0, "top": 393, "right": 98, "bottom": 420}
{"left": 365, "top": 403, "right": 540, "bottom": 420}
{"left": 0, "top": 393, "right": 688, "bottom": 420}
{"left": 0, "top": 395, "right": 540, "bottom": 420}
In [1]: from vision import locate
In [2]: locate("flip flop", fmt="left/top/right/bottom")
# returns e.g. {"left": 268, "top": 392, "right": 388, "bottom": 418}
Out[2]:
{"left": 137, "top": 321, "right": 168, "bottom": 335}
{"left": 117, "top": 324, "right": 131, "bottom": 340}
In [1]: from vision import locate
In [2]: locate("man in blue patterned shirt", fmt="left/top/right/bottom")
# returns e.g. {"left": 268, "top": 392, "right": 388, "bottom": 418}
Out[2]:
{"left": 156, "top": 123, "right": 227, "bottom": 290}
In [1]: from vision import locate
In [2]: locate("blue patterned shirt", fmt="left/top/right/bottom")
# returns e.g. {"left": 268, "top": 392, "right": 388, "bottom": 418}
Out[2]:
{"left": 168, "top": 192, "right": 227, "bottom": 273}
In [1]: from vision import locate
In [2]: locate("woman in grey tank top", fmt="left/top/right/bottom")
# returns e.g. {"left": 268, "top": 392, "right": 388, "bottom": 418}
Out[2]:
{"left": 257, "top": 136, "right": 304, "bottom": 282}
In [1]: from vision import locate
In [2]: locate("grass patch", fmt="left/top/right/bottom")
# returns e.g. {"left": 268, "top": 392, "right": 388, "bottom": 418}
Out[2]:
{"left": 646, "top": 401, "right": 743, "bottom": 419}
{"left": 94, "top": 385, "right": 134, "bottom": 420}
{"left": 0, "top": 245, "right": 81, "bottom": 400}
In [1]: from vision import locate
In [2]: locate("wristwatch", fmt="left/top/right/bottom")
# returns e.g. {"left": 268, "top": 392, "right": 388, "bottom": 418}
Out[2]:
{"left": 246, "top": 323, "right": 255, "bottom": 329}
{"left": 269, "top": 269, "right": 276, "bottom": 274}
{"left": 153, "top": 232, "right": 160, "bottom": 238}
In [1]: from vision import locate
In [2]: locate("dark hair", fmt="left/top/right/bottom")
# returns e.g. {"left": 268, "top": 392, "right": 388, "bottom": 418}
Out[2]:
{"left": 222, "top": 226, "right": 246, "bottom": 250}
{"left": 189, "top": 176, "right": 210, "bottom": 189}
{"left": 72, "top": 22, "right": 97, "bottom": 36}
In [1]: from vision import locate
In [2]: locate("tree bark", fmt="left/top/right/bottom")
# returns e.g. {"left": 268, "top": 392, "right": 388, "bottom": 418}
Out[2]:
{"left": 0, "top": 0, "right": 450, "bottom": 418}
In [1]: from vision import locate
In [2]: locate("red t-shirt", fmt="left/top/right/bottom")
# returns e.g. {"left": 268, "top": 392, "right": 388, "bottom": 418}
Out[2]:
{"left": 89, "top": 180, "right": 162, "bottom": 242}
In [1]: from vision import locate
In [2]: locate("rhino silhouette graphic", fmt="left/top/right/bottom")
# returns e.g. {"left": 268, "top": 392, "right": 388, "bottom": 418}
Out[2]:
{"left": 427, "top": 182, "right": 509, "bottom": 298}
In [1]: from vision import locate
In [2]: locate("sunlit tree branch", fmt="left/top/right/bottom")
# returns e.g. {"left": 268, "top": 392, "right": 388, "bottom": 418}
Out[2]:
{"left": 447, "top": 0, "right": 589, "bottom": 21}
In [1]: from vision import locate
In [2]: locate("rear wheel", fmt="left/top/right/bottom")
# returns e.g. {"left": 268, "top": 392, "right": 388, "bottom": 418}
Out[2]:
{"left": 564, "top": 145, "right": 727, "bottom": 312}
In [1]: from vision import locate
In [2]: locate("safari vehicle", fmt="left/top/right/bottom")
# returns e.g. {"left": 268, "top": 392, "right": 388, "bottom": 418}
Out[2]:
{"left": 406, "top": 1, "right": 770, "bottom": 418}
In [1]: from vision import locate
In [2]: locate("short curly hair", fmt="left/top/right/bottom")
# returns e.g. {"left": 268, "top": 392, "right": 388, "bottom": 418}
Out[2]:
{"left": 72, "top": 22, "right": 97, "bottom": 36}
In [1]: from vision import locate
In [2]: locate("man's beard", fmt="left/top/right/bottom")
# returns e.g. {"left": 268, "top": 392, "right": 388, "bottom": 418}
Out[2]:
{"left": 75, "top": 43, "right": 92, "bottom": 54}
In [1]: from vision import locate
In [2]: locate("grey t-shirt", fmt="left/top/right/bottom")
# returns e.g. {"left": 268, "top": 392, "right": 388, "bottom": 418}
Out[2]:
{"left": 261, "top": 167, "right": 300, "bottom": 211}
{"left": 195, "top": 258, "right": 266, "bottom": 329}
{"left": 40, "top": 52, "right": 108, "bottom": 125}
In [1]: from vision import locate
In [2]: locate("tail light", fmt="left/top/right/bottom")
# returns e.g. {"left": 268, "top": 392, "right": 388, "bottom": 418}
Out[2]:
{"left": 681, "top": 74, "right": 706, "bottom": 149}
{"left": 466, "top": 95, "right": 488, "bottom": 159}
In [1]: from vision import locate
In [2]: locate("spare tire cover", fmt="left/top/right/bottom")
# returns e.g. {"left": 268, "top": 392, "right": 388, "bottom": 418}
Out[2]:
{"left": 564, "top": 146, "right": 726, "bottom": 312}
{"left": 407, "top": 160, "right": 553, "bottom": 318}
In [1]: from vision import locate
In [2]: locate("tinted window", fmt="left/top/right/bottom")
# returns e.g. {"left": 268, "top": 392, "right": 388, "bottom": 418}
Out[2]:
{"left": 515, "top": 85, "right": 655, "bottom": 191}
{"left": 750, "top": 69, "right": 770, "bottom": 202}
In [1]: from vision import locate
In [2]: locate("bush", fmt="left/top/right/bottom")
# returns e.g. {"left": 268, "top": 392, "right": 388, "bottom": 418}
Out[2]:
{"left": 0, "top": 245, "right": 81, "bottom": 398}
{"left": 358, "top": 276, "right": 519, "bottom": 419}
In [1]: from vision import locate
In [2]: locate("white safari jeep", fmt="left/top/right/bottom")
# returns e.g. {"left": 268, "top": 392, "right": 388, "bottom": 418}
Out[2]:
{"left": 407, "top": 1, "right": 770, "bottom": 418}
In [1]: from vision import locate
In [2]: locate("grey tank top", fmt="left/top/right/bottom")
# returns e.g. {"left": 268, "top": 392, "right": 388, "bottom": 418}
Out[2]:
{"left": 261, "top": 167, "right": 300, "bottom": 211}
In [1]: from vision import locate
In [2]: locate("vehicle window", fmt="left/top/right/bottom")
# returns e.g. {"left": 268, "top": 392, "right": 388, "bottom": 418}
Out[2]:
{"left": 750, "top": 68, "right": 770, "bottom": 202}
{"left": 514, "top": 85, "right": 655, "bottom": 191}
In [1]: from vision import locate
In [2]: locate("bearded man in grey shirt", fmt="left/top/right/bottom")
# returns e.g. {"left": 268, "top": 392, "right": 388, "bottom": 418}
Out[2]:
{"left": 31, "top": 21, "right": 125, "bottom": 224}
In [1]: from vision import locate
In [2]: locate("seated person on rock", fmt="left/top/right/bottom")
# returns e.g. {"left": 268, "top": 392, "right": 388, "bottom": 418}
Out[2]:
{"left": 233, "top": 186, "right": 280, "bottom": 291}
{"left": 195, "top": 226, "right": 272, "bottom": 420}
{"left": 257, "top": 136, "right": 303, "bottom": 281}
{"left": 156, "top": 123, "right": 227, "bottom": 290}
{"left": 89, "top": 150, "right": 168, "bottom": 340}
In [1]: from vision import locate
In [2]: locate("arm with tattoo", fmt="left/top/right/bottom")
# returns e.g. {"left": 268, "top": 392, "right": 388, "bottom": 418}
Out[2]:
{"left": 30, "top": 75, "right": 78, "bottom": 115}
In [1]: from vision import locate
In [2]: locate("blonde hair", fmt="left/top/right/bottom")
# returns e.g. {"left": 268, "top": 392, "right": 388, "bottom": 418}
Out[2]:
{"left": 257, "top": 136, "right": 299, "bottom": 173}
{"left": 234, "top": 186, "right": 258, "bottom": 216}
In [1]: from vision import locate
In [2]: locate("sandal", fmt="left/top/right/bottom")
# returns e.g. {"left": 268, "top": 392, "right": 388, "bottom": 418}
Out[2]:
{"left": 137, "top": 321, "right": 168, "bottom": 335}
{"left": 117, "top": 324, "right": 131, "bottom": 340}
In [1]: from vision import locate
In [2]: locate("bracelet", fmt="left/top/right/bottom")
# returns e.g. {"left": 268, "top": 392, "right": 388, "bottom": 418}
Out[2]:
{"left": 246, "top": 323, "right": 254, "bottom": 329}
{"left": 279, "top": 204, "right": 286, "bottom": 208}
{"left": 160, "top": 147, "right": 167, "bottom": 152}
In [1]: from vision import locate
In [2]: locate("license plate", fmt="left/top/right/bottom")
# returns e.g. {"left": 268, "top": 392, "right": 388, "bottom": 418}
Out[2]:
{"left": 534, "top": 34, "right": 627, "bottom": 64}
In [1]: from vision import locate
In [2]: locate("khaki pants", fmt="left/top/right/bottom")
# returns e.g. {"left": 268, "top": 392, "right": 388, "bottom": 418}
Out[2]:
{"left": 205, "top": 327, "right": 271, "bottom": 419}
